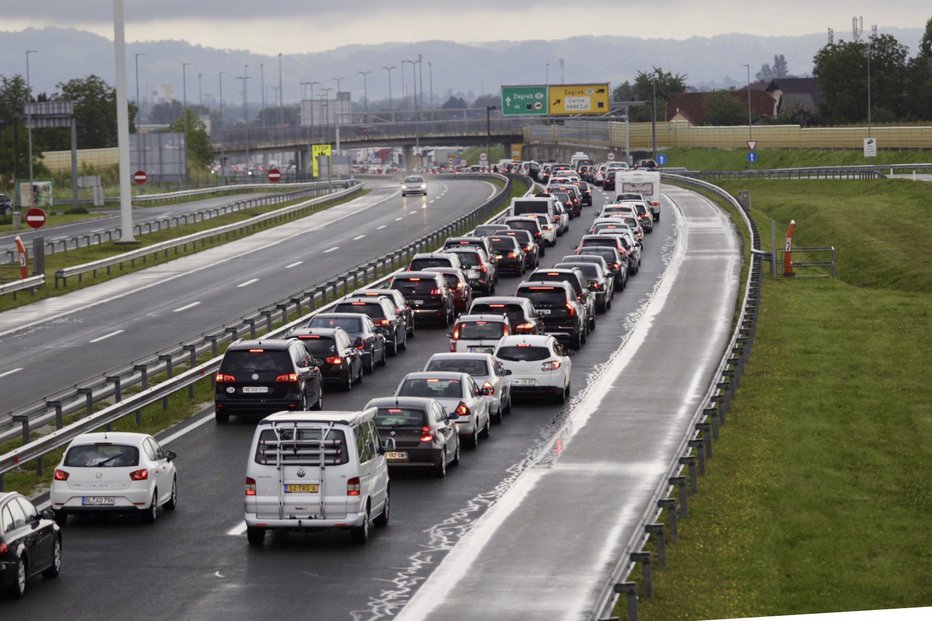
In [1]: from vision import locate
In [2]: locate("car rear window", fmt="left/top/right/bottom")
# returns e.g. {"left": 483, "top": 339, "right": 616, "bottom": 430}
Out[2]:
{"left": 220, "top": 349, "right": 291, "bottom": 373}
{"left": 449, "top": 251, "right": 480, "bottom": 267}
{"left": 398, "top": 378, "right": 463, "bottom": 399}
{"left": 508, "top": 220, "right": 538, "bottom": 233}
{"left": 374, "top": 408, "right": 428, "bottom": 428}
{"left": 64, "top": 444, "right": 140, "bottom": 467}
{"left": 457, "top": 320, "right": 506, "bottom": 339}
{"left": 295, "top": 336, "right": 337, "bottom": 356}
{"left": 506, "top": 230, "right": 534, "bottom": 244}
{"left": 568, "top": 264, "right": 600, "bottom": 279}
{"left": 425, "top": 358, "right": 490, "bottom": 376}
{"left": 581, "top": 238, "right": 616, "bottom": 248}
{"left": 334, "top": 302, "right": 386, "bottom": 319}
{"left": 255, "top": 427, "right": 349, "bottom": 465}
{"left": 434, "top": 273, "right": 459, "bottom": 288}
{"left": 495, "top": 346, "right": 551, "bottom": 362}
{"left": 470, "top": 303, "right": 525, "bottom": 327}
{"left": 309, "top": 316, "right": 363, "bottom": 332}
{"left": 392, "top": 278, "right": 439, "bottom": 295}
{"left": 489, "top": 238, "right": 518, "bottom": 251}
{"left": 410, "top": 258, "right": 452, "bottom": 270}
{"left": 518, "top": 287, "right": 567, "bottom": 307}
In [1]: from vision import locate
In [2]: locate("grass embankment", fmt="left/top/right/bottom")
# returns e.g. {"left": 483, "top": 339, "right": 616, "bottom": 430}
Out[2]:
{"left": 628, "top": 179, "right": 932, "bottom": 619}
{"left": 663, "top": 147, "right": 932, "bottom": 171}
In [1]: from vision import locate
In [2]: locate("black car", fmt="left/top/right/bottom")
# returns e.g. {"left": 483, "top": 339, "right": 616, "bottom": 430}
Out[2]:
{"left": 287, "top": 328, "right": 363, "bottom": 392}
{"left": 446, "top": 246, "right": 497, "bottom": 295}
{"left": 546, "top": 190, "right": 578, "bottom": 218}
{"left": 504, "top": 217, "right": 546, "bottom": 255}
{"left": 603, "top": 171, "right": 617, "bottom": 191}
{"left": 487, "top": 236, "right": 526, "bottom": 276}
{"left": 555, "top": 260, "right": 614, "bottom": 311}
{"left": 515, "top": 281, "right": 587, "bottom": 349}
{"left": 344, "top": 289, "right": 416, "bottom": 339}
{"left": 332, "top": 298, "right": 407, "bottom": 355}
{"left": 389, "top": 271, "right": 456, "bottom": 327}
{"left": 366, "top": 396, "right": 461, "bottom": 478}
{"left": 573, "top": 246, "right": 628, "bottom": 288}
{"left": 0, "top": 492, "right": 62, "bottom": 599}
{"left": 0, "top": 194, "right": 13, "bottom": 217}
{"left": 502, "top": 229, "right": 540, "bottom": 270}
{"left": 528, "top": 268, "right": 596, "bottom": 332}
{"left": 304, "top": 312, "right": 387, "bottom": 373}
{"left": 214, "top": 339, "right": 324, "bottom": 423}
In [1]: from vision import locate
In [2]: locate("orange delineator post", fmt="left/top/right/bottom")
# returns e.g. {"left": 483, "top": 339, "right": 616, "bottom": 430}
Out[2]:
{"left": 15, "top": 235, "right": 28, "bottom": 279}
{"left": 783, "top": 220, "right": 796, "bottom": 277}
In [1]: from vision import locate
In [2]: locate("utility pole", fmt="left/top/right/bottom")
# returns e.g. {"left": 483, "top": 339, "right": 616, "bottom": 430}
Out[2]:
{"left": 383, "top": 65, "right": 395, "bottom": 120}
{"left": 135, "top": 52, "right": 145, "bottom": 171}
{"left": 219, "top": 71, "right": 226, "bottom": 179}
{"left": 743, "top": 64, "right": 752, "bottom": 143}
{"left": 26, "top": 49, "right": 38, "bottom": 191}
{"left": 237, "top": 64, "right": 251, "bottom": 175}
{"left": 358, "top": 70, "right": 371, "bottom": 116}
{"left": 182, "top": 62, "right": 191, "bottom": 183}
{"left": 260, "top": 63, "right": 266, "bottom": 129}
{"left": 278, "top": 52, "right": 284, "bottom": 126}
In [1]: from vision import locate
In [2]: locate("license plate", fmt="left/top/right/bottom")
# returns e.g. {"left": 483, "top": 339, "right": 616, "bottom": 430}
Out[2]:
{"left": 242, "top": 386, "right": 269, "bottom": 394}
{"left": 538, "top": 309, "right": 552, "bottom": 315}
{"left": 468, "top": 346, "right": 494, "bottom": 354}
{"left": 410, "top": 300, "right": 424, "bottom": 306}
{"left": 512, "top": 378, "right": 536, "bottom": 386}
{"left": 284, "top": 483, "right": 319, "bottom": 493}
{"left": 385, "top": 451, "right": 408, "bottom": 460}
{"left": 82, "top": 496, "right": 115, "bottom": 506}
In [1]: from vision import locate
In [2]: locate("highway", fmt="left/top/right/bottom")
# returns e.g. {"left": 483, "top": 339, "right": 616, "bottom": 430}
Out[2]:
{"left": 0, "top": 178, "right": 496, "bottom": 411}
{"left": 0, "top": 180, "right": 741, "bottom": 620}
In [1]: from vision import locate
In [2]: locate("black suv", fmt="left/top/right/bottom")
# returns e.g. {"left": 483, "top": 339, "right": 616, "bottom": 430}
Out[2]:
{"left": 303, "top": 312, "right": 387, "bottom": 373}
{"left": 332, "top": 298, "right": 407, "bottom": 355}
{"left": 515, "top": 281, "right": 587, "bottom": 349}
{"left": 214, "top": 339, "right": 324, "bottom": 423}
{"left": 528, "top": 268, "right": 596, "bottom": 332}
{"left": 346, "top": 288, "right": 416, "bottom": 339}
{"left": 287, "top": 328, "right": 363, "bottom": 392}
{"left": 0, "top": 194, "right": 13, "bottom": 217}
{"left": 504, "top": 217, "right": 546, "bottom": 255}
{"left": 487, "top": 236, "right": 526, "bottom": 276}
{"left": 389, "top": 271, "right": 455, "bottom": 327}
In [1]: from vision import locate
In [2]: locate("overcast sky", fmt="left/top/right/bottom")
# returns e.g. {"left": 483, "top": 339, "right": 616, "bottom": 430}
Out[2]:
{"left": 1, "top": 1, "right": 929, "bottom": 55}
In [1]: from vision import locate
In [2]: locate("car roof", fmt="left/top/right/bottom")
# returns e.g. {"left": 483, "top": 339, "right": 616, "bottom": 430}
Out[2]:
{"left": 455, "top": 313, "right": 509, "bottom": 323}
{"left": 393, "top": 271, "right": 445, "bottom": 280}
{"left": 497, "top": 334, "right": 555, "bottom": 346}
{"left": 259, "top": 409, "right": 376, "bottom": 426}
{"left": 423, "top": 267, "right": 466, "bottom": 278}
{"left": 228, "top": 339, "right": 294, "bottom": 351}
{"left": 366, "top": 396, "right": 439, "bottom": 410}
{"left": 402, "top": 371, "right": 472, "bottom": 380}
{"left": 472, "top": 296, "right": 532, "bottom": 306}
{"left": 518, "top": 280, "right": 573, "bottom": 292}
{"left": 411, "top": 252, "right": 456, "bottom": 259}
{"left": 289, "top": 327, "right": 345, "bottom": 338}
{"left": 314, "top": 312, "right": 370, "bottom": 319}
{"left": 68, "top": 431, "right": 151, "bottom": 446}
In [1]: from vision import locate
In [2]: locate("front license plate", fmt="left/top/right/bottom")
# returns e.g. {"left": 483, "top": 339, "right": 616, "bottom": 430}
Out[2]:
{"left": 242, "top": 386, "right": 269, "bottom": 394}
{"left": 512, "top": 378, "right": 536, "bottom": 386}
{"left": 284, "top": 483, "right": 319, "bottom": 493}
{"left": 82, "top": 496, "right": 115, "bottom": 506}
{"left": 385, "top": 451, "right": 408, "bottom": 461}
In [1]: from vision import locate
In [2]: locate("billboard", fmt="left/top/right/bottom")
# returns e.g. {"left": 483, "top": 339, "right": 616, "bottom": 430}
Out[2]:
{"left": 549, "top": 83, "right": 610, "bottom": 116}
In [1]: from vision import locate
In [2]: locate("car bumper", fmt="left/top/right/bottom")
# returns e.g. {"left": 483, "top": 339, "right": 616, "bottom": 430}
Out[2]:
{"left": 385, "top": 447, "right": 445, "bottom": 468}
{"left": 245, "top": 511, "right": 367, "bottom": 530}
{"left": 51, "top": 487, "right": 153, "bottom": 511}
{"left": 214, "top": 397, "right": 303, "bottom": 417}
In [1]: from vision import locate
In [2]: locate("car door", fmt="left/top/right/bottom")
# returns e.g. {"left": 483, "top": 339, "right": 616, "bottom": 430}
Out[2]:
{"left": 433, "top": 402, "right": 456, "bottom": 458}
{"left": 466, "top": 376, "right": 488, "bottom": 429}
{"left": 6, "top": 498, "right": 44, "bottom": 573}
{"left": 144, "top": 438, "right": 171, "bottom": 505}
{"left": 151, "top": 439, "right": 177, "bottom": 504}
{"left": 17, "top": 497, "right": 53, "bottom": 572}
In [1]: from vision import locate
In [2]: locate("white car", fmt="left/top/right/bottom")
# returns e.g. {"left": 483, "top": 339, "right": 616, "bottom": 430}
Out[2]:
{"left": 448, "top": 313, "right": 510, "bottom": 354}
{"left": 401, "top": 174, "right": 427, "bottom": 197}
{"left": 395, "top": 371, "right": 491, "bottom": 447}
{"left": 529, "top": 213, "right": 558, "bottom": 247}
{"left": 50, "top": 432, "right": 178, "bottom": 525}
{"left": 493, "top": 334, "right": 572, "bottom": 404}
{"left": 423, "top": 352, "right": 513, "bottom": 422}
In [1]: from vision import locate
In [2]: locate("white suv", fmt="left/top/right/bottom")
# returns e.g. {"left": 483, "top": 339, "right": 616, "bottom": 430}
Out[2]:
{"left": 243, "top": 410, "right": 390, "bottom": 546}
{"left": 448, "top": 313, "right": 510, "bottom": 354}
{"left": 493, "top": 334, "right": 572, "bottom": 404}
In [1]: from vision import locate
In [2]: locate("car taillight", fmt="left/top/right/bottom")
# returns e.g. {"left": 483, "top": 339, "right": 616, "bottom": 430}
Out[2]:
{"left": 507, "top": 251, "right": 518, "bottom": 258}
{"left": 482, "top": 381, "right": 495, "bottom": 396}
{"left": 245, "top": 477, "right": 256, "bottom": 496}
{"left": 0, "top": 543, "right": 7, "bottom": 554}
{"left": 516, "top": 322, "right": 535, "bottom": 333}
{"left": 591, "top": 281, "right": 603, "bottom": 290}
{"left": 54, "top": 468, "right": 69, "bottom": 481}
{"left": 354, "top": 337, "right": 365, "bottom": 350}
{"left": 541, "top": 360, "right": 562, "bottom": 371}
{"left": 275, "top": 373, "right": 300, "bottom": 382}
{"left": 565, "top": 303, "right": 576, "bottom": 317}
{"left": 215, "top": 373, "right": 235, "bottom": 383}
{"left": 525, "top": 244, "right": 534, "bottom": 252}
{"left": 430, "top": 288, "right": 442, "bottom": 295}
{"left": 450, "top": 340, "right": 457, "bottom": 352}
{"left": 479, "top": 264, "right": 488, "bottom": 273}
{"left": 420, "top": 426, "right": 434, "bottom": 443}
{"left": 347, "top": 477, "right": 361, "bottom": 496}
{"left": 325, "top": 356, "right": 343, "bottom": 365}
{"left": 454, "top": 402, "right": 470, "bottom": 417}
{"left": 456, "top": 282, "right": 465, "bottom": 290}
{"left": 130, "top": 469, "right": 149, "bottom": 481}
{"left": 452, "top": 326, "right": 461, "bottom": 340}
{"left": 376, "top": 318, "right": 391, "bottom": 326}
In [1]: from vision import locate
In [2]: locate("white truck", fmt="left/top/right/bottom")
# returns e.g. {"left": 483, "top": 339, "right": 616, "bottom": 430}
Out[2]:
{"left": 615, "top": 170, "right": 661, "bottom": 221}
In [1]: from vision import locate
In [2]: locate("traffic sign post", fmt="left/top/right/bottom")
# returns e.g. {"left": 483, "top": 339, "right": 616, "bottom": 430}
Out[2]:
{"left": 656, "top": 154, "right": 668, "bottom": 166}
{"left": 606, "top": 153, "right": 615, "bottom": 161}
{"left": 747, "top": 152, "right": 758, "bottom": 164}
{"left": 500, "top": 86, "right": 548, "bottom": 116}
{"left": 133, "top": 170, "right": 148, "bottom": 185}
{"left": 548, "top": 83, "right": 610, "bottom": 116}
{"left": 267, "top": 168, "right": 281, "bottom": 183}
{"left": 26, "top": 207, "right": 46, "bottom": 229}
{"left": 747, "top": 140, "right": 758, "bottom": 151}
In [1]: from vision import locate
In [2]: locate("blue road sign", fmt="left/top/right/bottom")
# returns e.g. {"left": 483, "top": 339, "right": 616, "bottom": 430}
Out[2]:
{"left": 656, "top": 154, "right": 668, "bottom": 165}
{"left": 747, "top": 152, "right": 758, "bottom": 163}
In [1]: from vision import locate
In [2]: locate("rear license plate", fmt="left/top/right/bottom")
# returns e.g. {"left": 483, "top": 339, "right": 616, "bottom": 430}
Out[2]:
{"left": 82, "top": 496, "right": 115, "bottom": 506}
{"left": 468, "top": 346, "right": 494, "bottom": 354}
{"left": 242, "top": 386, "right": 269, "bottom": 394}
{"left": 512, "top": 378, "right": 535, "bottom": 386}
{"left": 538, "top": 309, "right": 552, "bottom": 315}
{"left": 284, "top": 484, "right": 319, "bottom": 493}
{"left": 385, "top": 451, "right": 408, "bottom": 461}
{"left": 410, "top": 300, "right": 424, "bottom": 306}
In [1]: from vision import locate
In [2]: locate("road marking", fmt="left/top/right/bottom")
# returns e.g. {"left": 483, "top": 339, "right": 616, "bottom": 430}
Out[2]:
{"left": 353, "top": 234, "right": 366, "bottom": 240}
{"left": 160, "top": 413, "right": 216, "bottom": 444}
{"left": 324, "top": 246, "right": 339, "bottom": 253}
{"left": 90, "top": 329, "right": 124, "bottom": 343}
{"left": 237, "top": 278, "right": 259, "bottom": 288}
{"left": 173, "top": 301, "right": 201, "bottom": 313}
{"left": 395, "top": 217, "right": 403, "bottom": 221}
{"left": 227, "top": 522, "right": 248, "bottom": 536}
{"left": 421, "top": 205, "right": 428, "bottom": 209}
{"left": 0, "top": 368, "right": 23, "bottom": 379}
{"left": 376, "top": 224, "right": 387, "bottom": 230}
{"left": 285, "top": 261, "right": 303, "bottom": 269}
{"left": 409, "top": 211, "right": 418, "bottom": 215}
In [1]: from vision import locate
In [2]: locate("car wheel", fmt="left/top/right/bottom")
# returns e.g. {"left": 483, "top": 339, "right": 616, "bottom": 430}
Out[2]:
{"left": 343, "top": 371, "right": 353, "bottom": 392}
{"left": 374, "top": 490, "right": 390, "bottom": 527}
{"left": 364, "top": 355, "right": 375, "bottom": 374}
{"left": 246, "top": 526, "right": 266, "bottom": 547}
{"left": 399, "top": 333, "right": 407, "bottom": 352}
{"left": 214, "top": 410, "right": 229, "bottom": 424}
{"left": 352, "top": 507, "right": 371, "bottom": 545}
{"left": 387, "top": 335, "right": 398, "bottom": 357}
{"left": 166, "top": 477, "right": 178, "bottom": 511}
{"left": 492, "top": 401, "right": 503, "bottom": 424}
{"left": 8, "top": 555, "right": 26, "bottom": 599}
{"left": 480, "top": 414, "right": 491, "bottom": 438}
{"left": 435, "top": 449, "right": 448, "bottom": 478}
{"left": 143, "top": 490, "right": 158, "bottom": 524}
{"left": 539, "top": 246, "right": 546, "bottom": 257}
{"left": 408, "top": 320, "right": 416, "bottom": 339}
{"left": 43, "top": 536, "right": 62, "bottom": 579}
{"left": 53, "top": 509, "right": 68, "bottom": 527}
{"left": 312, "top": 385, "right": 323, "bottom": 411}
{"left": 572, "top": 332, "right": 584, "bottom": 350}
{"left": 466, "top": 424, "right": 480, "bottom": 448}
{"left": 503, "top": 394, "right": 512, "bottom": 415}
{"left": 377, "top": 346, "right": 387, "bottom": 367}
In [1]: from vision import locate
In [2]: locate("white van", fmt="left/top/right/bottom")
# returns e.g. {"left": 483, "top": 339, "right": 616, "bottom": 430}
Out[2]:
{"left": 243, "top": 410, "right": 390, "bottom": 546}
{"left": 615, "top": 170, "right": 661, "bottom": 221}
{"left": 509, "top": 196, "right": 557, "bottom": 222}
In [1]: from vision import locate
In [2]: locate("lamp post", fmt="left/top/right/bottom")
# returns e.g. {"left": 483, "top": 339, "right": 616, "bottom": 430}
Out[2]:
{"left": 135, "top": 52, "right": 145, "bottom": 171}
{"left": 867, "top": 36, "right": 873, "bottom": 152}
{"left": 417, "top": 53, "right": 423, "bottom": 113}
{"left": 260, "top": 63, "right": 266, "bottom": 129}
{"left": 486, "top": 105, "right": 498, "bottom": 156}
{"left": 182, "top": 62, "right": 192, "bottom": 181}
{"left": 383, "top": 65, "right": 395, "bottom": 118}
{"left": 743, "top": 63, "right": 752, "bottom": 143}
{"left": 218, "top": 71, "right": 226, "bottom": 180}
{"left": 277, "top": 52, "right": 284, "bottom": 126}
{"left": 26, "top": 49, "right": 38, "bottom": 189}
{"left": 198, "top": 73, "right": 203, "bottom": 109}
{"left": 651, "top": 78, "right": 657, "bottom": 160}
{"left": 402, "top": 59, "right": 416, "bottom": 111}
{"left": 358, "top": 70, "right": 371, "bottom": 115}
{"left": 333, "top": 76, "right": 343, "bottom": 93}
{"left": 237, "top": 64, "right": 251, "bottom": 174}
{"left": 427, "top": 62, "right": 433, "bottom": 109}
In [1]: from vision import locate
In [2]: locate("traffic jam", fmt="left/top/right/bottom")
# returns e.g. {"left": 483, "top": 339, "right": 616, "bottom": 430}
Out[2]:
{"left": 2, "top": 159, "right": 663, "bottom": 597}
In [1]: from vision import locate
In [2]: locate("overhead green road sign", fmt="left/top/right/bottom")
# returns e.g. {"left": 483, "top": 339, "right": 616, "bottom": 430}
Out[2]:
{"left": 501, "top": 85, "right": 548, "bottom": 116}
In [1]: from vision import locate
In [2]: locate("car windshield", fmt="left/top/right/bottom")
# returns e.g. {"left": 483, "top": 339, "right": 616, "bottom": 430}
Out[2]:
{"left": 496, "top": 346, "right": 551, "bottom": 362}
{"left": 458, "top": 321, "right": 506, "bottom": 339}
{"left": 309, "top": 316, "right": 363, "bottom": 332}
{"left": 474, "top": 226, "right": 506, "bottom": 236}
{"left": 334, "top": 303, "right": 386, "bottom": 319}
{"left": 392, "top": 279, "right": 439, "bottom": 295}
{"left": 398, "top": 378, "right": 463, "bottom": 399}
{"left": 220, "top": 349, "right": 291, "bottom": 373}
{"left": 425, "top": 358, "right": 490, "bottom": 376}
{"left": 568, "top": 264, "right": 600, "bottom": 279}
{"left": 508, "top": 221, "right": 537, "bottom": 233}
{"left": 404, "top": 176, "right": 424, "bottom": 183}
{"left": 375, "top": 408, "right": 428, "bottom": 428}
{"left": 64, "top": 444, "right": 140, "bottom": 467}
{"left": 519, "top": 288, "right": 567, "bottom": 307}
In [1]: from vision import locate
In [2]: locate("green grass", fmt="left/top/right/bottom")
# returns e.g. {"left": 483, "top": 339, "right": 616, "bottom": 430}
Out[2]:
{"left": 627, "top": 178, "right": 932, "bottom": 620}
{"left": 664, "top": 147, "right": 932, "bottom": 171}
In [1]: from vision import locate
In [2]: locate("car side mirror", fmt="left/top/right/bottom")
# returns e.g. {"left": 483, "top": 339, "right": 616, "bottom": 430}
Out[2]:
{"left": 448, "top": 411, "right": 460, "bottom": 420}
{"left": 41, "top": 508, "right": 55, "bottom": 521}
{"left": 503, "top": 369, "right": 512, "bottom": 375}
{"left": 481, "top": 386, "right": 494, "bottom": 396}
{"left": 165, "top": 450, "right": 177, "bottom": 462}
{"left": 445, "top": 332, "right": 452, "bottom": 338}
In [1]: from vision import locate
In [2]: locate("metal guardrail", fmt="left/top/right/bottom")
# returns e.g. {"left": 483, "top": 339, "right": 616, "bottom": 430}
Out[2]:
{"left": 0, "top": 173, "right": 525, "bottom": 487}
{"left": 52, "top": 183, "right": 361, "bottom": 287}
{"left": 784, "top": 245, "right": 837, "bottom": 278}
{"left": 0, "top": 274, "right": 45, "bottom": 298}
{"left": 133, "top": 180, "right": 333, "bottom": 204}
{"left": 592, "top": 174, "right": 763, "bottom": 620}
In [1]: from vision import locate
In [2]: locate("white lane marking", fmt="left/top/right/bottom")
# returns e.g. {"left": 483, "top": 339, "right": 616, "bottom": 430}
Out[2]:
{"left": 421, "top": 204, "right": 428, "bottom": 209}
{"left": 237, "top": 278, "right": 259, "bottom": 288}
{"left": 285, "top": 261, "right": 303, "bottom": 269}
{"left": 409, "top": 211, "right": 418, "bottom": 215}
{"left": 227, "top": 522, "right": 248, "bottom": 536}
{"left": 395, "top": 217, "right": 403, "bottom": 221}
{"left": 172, "top": 301, "right": 201, "bottom": 313}
{"left": 90, "top": 330, "right": 124, "bottom": 343}
{"left": 0, "top": 368, "right": 23, "bottom": 379}
{"left": 324, "top": 246, "right": 339, "bottom": 253}
{"left": 376, "top": 224, "right": 387, "bottom": 230}
{"left": 160, "top": 413, "right": 216, "bottom": 444}
{"left": 353, "top": 234, "right": 366, "bottom": 241}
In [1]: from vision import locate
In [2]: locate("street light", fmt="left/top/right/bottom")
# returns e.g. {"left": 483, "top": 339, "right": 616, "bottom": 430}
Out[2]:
{"left": 26, "top": 49, "right": 38, "bottom": 189}
{"left": 237, "top": 64, "right": 251, "bottom": 174}
{"left": 651, "top": 78, "right": 657, "bottom": 160}
{"left": 277, "top": 52, "right": 284, "bottom": 126}
{"left": 382, "top": 65, "right": 395, "bottom": 115}
{"left": 417, "top": 53, "right": 423, "bottom": 112}
{"left": 218, "top": 71, "right": 226, "bottom": 179}
{"left": 402, "top": 59, "right": 416, "bottom": 110}
{"left": 135, "top": 53, "right": 145, "bottom": 171}
{"left": 743, "top": 64, "right": 752, "bottom": 143}
{"left": 333, "top": 76, "right": 343, "bottom": 93}
{"left": 486, "top": 105, "right": 498, "bottom": 158}
{"left": 182, "top": 62, "right": 192, "bottom": 182}
{"left": 427, "top": 62, "right": 433, "bottom": 109}
{"left": 260, "top": 63, "right": 266, "bottom": 129}
{"left": 198, "top": 72, "right": 203, "bottom": 109}
{"left": 358, "top": 70, "right": 371, "bottom": 115}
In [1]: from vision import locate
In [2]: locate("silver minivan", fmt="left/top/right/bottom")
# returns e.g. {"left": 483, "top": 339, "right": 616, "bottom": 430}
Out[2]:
{"left": 243, "top": 410, "right": 390, "bottom": 546}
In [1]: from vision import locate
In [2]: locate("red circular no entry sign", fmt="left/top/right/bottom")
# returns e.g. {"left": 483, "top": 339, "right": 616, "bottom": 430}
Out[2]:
{"left": 133, "top": 170, "right": 148, "bottom": 185}
{"left": 267, "top": 168, "right": 281, "bottom": 183}
{"left": 26, "top": 207, "right": 46, "bottom": 229}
